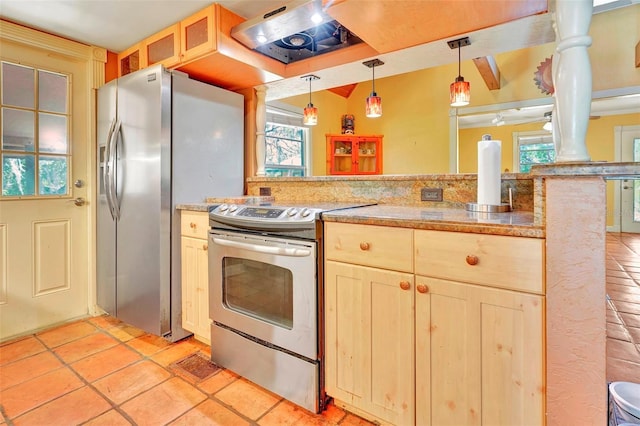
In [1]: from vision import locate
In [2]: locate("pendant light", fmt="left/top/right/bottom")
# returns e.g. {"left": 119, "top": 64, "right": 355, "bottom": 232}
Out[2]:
{"left": 363, "top": 59, "right": 384, "bottom": 118}
{"left": 301, "top": 75, "right": 319, "bottom": 126}
{"left": 448, "top": 37, "right": 471, "bottom": 107}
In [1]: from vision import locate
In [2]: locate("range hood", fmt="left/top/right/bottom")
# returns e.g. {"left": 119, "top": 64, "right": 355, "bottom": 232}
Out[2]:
{"left": 231, "top": 0, "right": 363, "bottom": 64}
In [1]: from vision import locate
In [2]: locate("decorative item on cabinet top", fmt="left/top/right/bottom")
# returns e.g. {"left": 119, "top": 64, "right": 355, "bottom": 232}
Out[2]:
{"left": 326, "top": 134, "right": 382, "bottom": 175}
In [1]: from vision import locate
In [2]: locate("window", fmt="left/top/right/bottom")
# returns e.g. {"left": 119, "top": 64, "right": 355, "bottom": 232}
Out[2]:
{"left": 514, "top": 132, "right": 555, "bottom": 173}
{"left": 265, "top": 104, "right": 309, "bottom": 177}
{"left": 1, "top": 61, "right": 70, "bottom": 197}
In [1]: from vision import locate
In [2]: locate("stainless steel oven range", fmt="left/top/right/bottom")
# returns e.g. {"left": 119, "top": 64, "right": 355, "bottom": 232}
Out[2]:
{"left": 208, "top": 202, "right": 370, "bottom": 413}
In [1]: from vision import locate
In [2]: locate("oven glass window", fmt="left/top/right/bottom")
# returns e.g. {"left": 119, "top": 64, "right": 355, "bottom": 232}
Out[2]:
{"left": 222, "top": 257, "right": 293, "bottom": 329}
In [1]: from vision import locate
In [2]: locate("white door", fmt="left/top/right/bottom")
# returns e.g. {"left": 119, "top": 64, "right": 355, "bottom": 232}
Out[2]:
{"left": 0, "top": 33, "right": 95, "bottom": 340}
{"left": 618, "top": 125, "right": 640, "bottom": 233}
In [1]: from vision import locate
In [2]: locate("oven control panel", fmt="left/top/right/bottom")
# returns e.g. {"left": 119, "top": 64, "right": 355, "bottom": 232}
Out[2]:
{"left": 209, "top": 204, "right": 322, "bottom": 229}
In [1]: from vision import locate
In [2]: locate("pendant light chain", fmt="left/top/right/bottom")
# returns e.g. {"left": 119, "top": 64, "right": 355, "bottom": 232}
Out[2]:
{"left": 371, "top": 63, "right": 376, "bottom": 93}
{"left": 458, "top": 41, "right": 462, "bottom": 78}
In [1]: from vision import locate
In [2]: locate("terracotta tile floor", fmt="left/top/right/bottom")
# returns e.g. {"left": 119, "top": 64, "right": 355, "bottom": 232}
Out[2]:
{"left": 606, "top": 232, "right": 640, "bottom": 383}
{"left": 1, "top": 232, "right": 638, "bottom": 425}
{"left": 0, "top": 315, "right": 373, "bottom": 425}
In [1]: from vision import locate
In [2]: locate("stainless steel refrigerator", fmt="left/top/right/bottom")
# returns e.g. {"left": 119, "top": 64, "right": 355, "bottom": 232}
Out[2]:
{"left": 96, "top": 65, "right": 244, "bottom": 342}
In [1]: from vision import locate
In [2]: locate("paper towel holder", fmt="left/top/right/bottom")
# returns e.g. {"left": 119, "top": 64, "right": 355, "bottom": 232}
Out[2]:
{"left": 467, "top": 134, "right": 512, "bottom": 212}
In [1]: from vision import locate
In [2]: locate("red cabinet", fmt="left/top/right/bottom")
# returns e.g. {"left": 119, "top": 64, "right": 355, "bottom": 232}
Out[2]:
{"left": 326, "top": 134, "right": 383, "bottom": 175}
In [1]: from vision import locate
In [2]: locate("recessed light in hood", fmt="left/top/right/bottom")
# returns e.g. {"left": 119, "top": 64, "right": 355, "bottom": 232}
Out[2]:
{"left": 231, "top": 0, "right": 363, "bottom": 64}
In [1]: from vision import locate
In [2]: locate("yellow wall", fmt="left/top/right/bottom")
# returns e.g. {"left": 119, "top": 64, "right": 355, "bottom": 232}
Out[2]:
{"left": 459, "top": 113, "right": 640, "bottom": 174}
{"left": 275, "top": 5, "right": 639, "bottom": 176}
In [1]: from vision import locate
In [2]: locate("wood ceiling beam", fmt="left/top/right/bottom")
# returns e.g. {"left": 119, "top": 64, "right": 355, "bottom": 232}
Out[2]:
{"left": 472, "top": 56, "right": 501, "bottom": 90}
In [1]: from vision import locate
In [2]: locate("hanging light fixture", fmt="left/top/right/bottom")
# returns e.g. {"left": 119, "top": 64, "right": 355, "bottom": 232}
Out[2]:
{"left": 448, "top": 37, "right": 471, "bottom": 107}
{"left": 363, "top": 59, "right": 384, "bottom": 118}
{"left": 301, "top": 75, "right": 319, "bottom": 126}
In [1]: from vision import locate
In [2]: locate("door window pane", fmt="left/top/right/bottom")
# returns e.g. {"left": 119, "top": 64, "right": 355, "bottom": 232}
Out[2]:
{"left": 38, "top": 70, "right": 67, "bottom": 113}
{"left": 2, "top": 153, "right": 36, "bottom": 196}
{"left": 1, "top": 62, "right": 35, "bottom": 108}
{"left": 39, "top": 155, "right": 67, "bottom": 195}
{"left": 0, "top": 61, "right": 70, "bottom": 198}
{"left": 2, "top": 108, "right": 35, "bottom": 151}
{"left": 39, "top": 113, "right": 68, "bottom": 153}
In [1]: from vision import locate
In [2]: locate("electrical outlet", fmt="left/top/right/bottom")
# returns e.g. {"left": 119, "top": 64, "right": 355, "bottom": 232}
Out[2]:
{"left": 421, "top": 188, "right": 443, "bottom": 202}
{"left": 259, "top": 187, "right": 271, "bottom": 196}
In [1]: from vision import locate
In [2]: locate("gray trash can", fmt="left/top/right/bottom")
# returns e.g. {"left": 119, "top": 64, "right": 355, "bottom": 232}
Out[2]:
{"left": 609, "top": 381, "right": 640, "bottom": 426}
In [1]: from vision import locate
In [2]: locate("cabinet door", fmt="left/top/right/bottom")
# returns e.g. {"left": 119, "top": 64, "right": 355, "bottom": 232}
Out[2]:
{"left": 415, "top": 276, "right": 544, "bottom": 426}
{"left": 354, "top": 137, "right": 382, "bottom": 174}
{"left": 327, "top": 137, "right": 356, "bottom": 174}
{"left": 181, "top": 236, "right": 210, "bottom": 343}
{"left": 145, "top": 24, "right": 181, "bottom": 68}
{"left": 181, "top": 5, "right": 217, "bottom": 63}
{"left": 117, "top": 43, "right": 147, "bottom": 77}
{"left": 325, "top": 261, "right": 414, "bottom": 425}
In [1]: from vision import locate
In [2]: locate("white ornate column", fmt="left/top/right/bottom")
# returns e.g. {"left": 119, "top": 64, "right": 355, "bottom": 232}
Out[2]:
{"left": 255, "top": 86, "right": 267, "bottom": 176}
{"left": 553, "top": 0, "right": 593, "bottom": 162}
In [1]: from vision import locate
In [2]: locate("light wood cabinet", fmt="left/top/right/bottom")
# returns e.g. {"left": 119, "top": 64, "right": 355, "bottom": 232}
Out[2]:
{"left": 326, "top": 134, "right": 383, "bottom": 175}
{"left": 180, "top": 5, "right": 217, "bottom": 63}
{"left": 415, "top": 276, "right": 544, "bottom": 426}
{"left": 115, "top": 4, "right": 285, "bottom": 89}
{"left": 117, "top": 43, "right": 147, "bottom": 77}
{"left": 180, "top": 211, "right": 210, "bottom": 344}
{"left": 145, "top": 24, "right": 181, "bottom": 69}
{"left": 324, "top": 223, "right": 545, "bottom": 425}
{"left": 325, "top": 261, "right": 415, "bottom": 425}
{"left": 414, "top": 230, "right": 545, "bottom": 294}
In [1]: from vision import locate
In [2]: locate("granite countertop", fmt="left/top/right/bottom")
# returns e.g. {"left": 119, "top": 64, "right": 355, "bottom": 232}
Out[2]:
{"left": 177, "top": 195, "right": 276, "bottom": 212}
{"left": 176, "top": 203, "right": 214, "bottom": 212}
{"left": 322, "top": 205, "right": 544, "bottom": 238}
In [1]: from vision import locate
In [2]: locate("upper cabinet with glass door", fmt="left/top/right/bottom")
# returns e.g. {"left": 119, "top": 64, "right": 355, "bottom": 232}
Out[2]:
{"left": 115, "top": 4, "right": 285, "bottom": 89}
{"left": 117, "top": 6, "right": 217, "bottom": 77}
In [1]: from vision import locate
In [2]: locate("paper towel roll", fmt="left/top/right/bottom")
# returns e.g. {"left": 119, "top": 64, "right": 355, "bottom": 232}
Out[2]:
{"left": 477, "top": 139, "right": 502, "bottom": 205}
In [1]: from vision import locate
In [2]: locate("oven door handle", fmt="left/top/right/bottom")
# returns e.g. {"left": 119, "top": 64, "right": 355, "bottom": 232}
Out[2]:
{"left": 212, "top": 237, "right": 312, "bottom": 257}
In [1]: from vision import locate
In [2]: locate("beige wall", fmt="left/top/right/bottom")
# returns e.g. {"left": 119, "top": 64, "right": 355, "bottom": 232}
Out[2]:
{"left": 277, "top": 5, "right": 640, "bottom": 176}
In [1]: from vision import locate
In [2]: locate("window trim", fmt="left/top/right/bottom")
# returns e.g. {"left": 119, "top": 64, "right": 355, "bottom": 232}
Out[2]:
{"left": 512, "top": 130, "right": 554, "bottom": 173}
{"left": 265, "top": 101, "right": 311, "bottom": 176}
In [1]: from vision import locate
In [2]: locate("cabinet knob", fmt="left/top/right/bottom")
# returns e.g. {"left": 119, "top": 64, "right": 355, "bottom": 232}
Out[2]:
{"left": 399, "top": 281, "right": 410, "bottom": 291}
{"left": 416, "top": 284, "right": 429, "bottom": 294}
{"left": 190, "top": 222, "right": 197, "bottom": 229}
{"left": 359, "top": 242, "right": 370, "bottom": 251}
{"left": 203, "top": 244, "right": 208, "bottom": 251}
{"left": 466, "top": 255, "right": 479, "bottom": 266}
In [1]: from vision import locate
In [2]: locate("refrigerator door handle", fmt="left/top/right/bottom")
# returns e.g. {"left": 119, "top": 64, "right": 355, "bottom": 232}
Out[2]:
{"left": 107, "top": 119, "right": 122, "bottom": 221}
{"left": 104, "top": 118, "right": 116, "bottom": 220}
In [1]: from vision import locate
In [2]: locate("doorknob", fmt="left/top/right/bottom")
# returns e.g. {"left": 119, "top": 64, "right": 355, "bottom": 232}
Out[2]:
{"left": 623, "top": 186, "right": 632, "bottom": 190}
{"left": 69, "top": 197, "right": 86, "bottom": 206}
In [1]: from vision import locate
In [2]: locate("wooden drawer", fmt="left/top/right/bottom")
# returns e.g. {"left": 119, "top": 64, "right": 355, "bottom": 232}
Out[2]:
{"left": 181, "top": 211, "right": 209, "bottom": 239}
{"left": 325, "top": 222, "right": 413, "bottom": 273}
{"left": 414, "top": 230, "right": 544, "bottom": 294}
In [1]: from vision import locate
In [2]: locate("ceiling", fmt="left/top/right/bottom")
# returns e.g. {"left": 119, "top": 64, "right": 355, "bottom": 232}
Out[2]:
{"left": 0, "top": 0, "right": 286, "bottom": 53}
{"left": 1, "top": 0, "right": 636, "bottom": 115}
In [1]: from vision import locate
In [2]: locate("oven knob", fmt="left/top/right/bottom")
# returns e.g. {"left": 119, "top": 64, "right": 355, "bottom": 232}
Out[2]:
{"left": 287, "top": 208, "right": 298, "bottom": 217}
{"left": 218, "top": 204, "right": 229, "bottom": 212}
{"left": 301, "top": 208, "right": 311, "bottom": 217}
{"left": 229, "top": 205, "right": 238, "bottom": 212}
